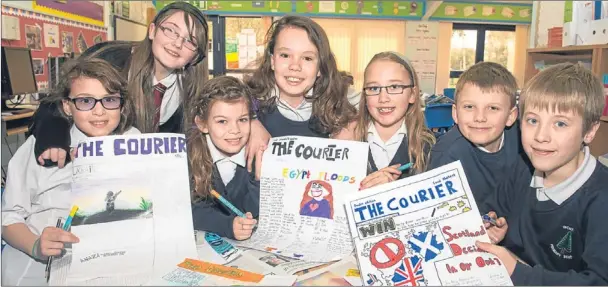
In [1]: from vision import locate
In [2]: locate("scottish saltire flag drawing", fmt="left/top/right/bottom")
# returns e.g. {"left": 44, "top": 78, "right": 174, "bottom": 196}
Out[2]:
{"left": 408, "top": 231, "right": 444, "bottom": 261}
{"left": 392, "top": 256, "right": 425, "bottom": 286}
{"left": 344, "top": 161, "right": 513, "bottom": 286}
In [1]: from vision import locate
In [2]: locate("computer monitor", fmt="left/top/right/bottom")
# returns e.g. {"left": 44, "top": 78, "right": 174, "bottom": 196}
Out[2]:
{"left": 1, "top": 47, "right": 38, "bottom": 111}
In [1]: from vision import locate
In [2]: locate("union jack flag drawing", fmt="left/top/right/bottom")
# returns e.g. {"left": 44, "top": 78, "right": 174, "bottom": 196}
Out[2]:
{"left": 391, "top": 256, "right": 425, "bottom": 286}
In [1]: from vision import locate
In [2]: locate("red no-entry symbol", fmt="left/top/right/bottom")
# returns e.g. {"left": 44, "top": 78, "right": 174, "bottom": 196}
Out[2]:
{"left": 370, "top": 237, "right": 405, "bottom": 269}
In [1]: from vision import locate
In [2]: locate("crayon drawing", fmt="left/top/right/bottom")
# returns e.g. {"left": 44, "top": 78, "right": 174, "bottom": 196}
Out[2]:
{"left": 71, "top": 181, "right": 153, "bottom": 226}
{"left": 299, "top": 180, "right": 334, "bottom": 219}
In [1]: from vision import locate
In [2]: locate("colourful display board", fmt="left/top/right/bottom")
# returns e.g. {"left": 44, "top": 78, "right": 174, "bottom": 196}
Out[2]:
{"left": 155, "top": 1, "right": 533, "bottom": 24}
{"left": 429, "top": 1, "right": 532, "bottom": 24}
{"left": 155, "top": 1, "right": 425, "bottom": 20}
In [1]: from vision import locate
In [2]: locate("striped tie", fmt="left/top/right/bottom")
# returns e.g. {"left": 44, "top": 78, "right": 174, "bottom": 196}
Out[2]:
{"left": 153, "top": 83, "right": 167, "bottom": 130}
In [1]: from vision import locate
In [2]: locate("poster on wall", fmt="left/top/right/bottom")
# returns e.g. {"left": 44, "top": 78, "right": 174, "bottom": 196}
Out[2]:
{"left": 33, "top": 0, "right": 105, "bottom": 27}
{"left": 43, "top": 23, "right": 59, "bottom": 48}
{"left": 77, "top": 31, "right": 88, "bottom": 53}
{"left": 93, "top": 34, "right": 103, "bottom": 45}
{"left": 32, "top": 58, "right": 44, "bottom": 75}
{"left": 405, "top": 21, "right": 439, "bottom": 95}
{"left": 25, "top": 24, "right": 43, "bottom": 51}
{"left": 2, "top": 5, "right": 108, "bottom": 89}
{"left": 121, "top": 1, "right": 130, "bottom": 18}
{"left": 62, "top": 31, "right": 74, "bottom": 53}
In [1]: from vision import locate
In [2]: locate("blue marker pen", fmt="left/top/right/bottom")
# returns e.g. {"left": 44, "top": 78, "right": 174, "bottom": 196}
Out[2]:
{"left": 482, "top": 214, "right": 497, "bottom": 226}
{"left": 397, "top": 163, "right": 413, "bottom": 172}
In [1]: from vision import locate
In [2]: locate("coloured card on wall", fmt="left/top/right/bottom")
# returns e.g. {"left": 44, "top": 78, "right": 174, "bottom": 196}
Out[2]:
{"left": 43, "top": 23, "right": 59, "bottom": 48}
{"left": 25, "top": 24, "right": 43, "bottom": 51}
{"left": 344, "top": 161, "right": 513, "bottom": 286}
{"left": 77, "top": 31, "right": 88, "bottom": 53}
{"left": 32, "top": 58, "right": 44, "bottom": 75}
{"left": 33, "top": 0, "right": 104, "bottom": 26}
{"left": 62, "top": 31, "right": 74, "bottom": 53}
{"left": 430, "top": 2, "right": 532, "bottom": 23}
{"left": 236, "top": 136, "right": 368, "bottom": 262}
{"left": 156, "top": 1, "right": 424, "bottom": 19}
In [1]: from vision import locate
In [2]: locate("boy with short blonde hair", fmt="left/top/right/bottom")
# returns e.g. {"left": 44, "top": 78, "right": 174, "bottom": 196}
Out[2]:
{"left": 479, "top": 63, "right": 608, "bottom": 285}
{"left": 429, "top": 62, "right": 529, "bottom": 209}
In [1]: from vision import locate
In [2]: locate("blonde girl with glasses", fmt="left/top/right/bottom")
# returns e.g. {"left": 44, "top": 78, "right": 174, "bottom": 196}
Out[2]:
{"left": 30, "top": 2, "right": 209, "bottom": 168}
{"left": 356, "top": 52, "right": 435, "bottom": 190}
{"left": 1, "top": 58, "right": 139, "bottom": 286}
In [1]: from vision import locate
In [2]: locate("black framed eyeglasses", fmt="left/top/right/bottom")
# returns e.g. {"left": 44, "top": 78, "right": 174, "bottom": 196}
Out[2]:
{"left": 158, "top": 25, "right": 198, "bottom": 51}
{"left": 363, "top": 84, "right": 415, "bottom": 96}
{"left": 68, "top": 95, "right": 123, "bottom": 111}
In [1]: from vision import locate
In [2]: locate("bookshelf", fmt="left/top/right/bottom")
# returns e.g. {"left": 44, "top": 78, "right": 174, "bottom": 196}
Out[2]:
{"left": 524, "top": 44, "right": 608, "bottom": 83}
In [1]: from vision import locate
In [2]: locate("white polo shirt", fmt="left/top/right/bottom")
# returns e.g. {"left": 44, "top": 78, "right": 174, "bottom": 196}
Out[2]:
{"left": 206, "top": 135, "right": 247, "bottom": 186}
{"left": 271, "top": 85, "right": 361, "bottom": 122}
{"left": 367, "top": 121, "right": 408, "bottom": 170}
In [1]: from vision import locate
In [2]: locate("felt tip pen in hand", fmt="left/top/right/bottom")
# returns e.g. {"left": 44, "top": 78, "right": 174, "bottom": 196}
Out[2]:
{"left": 63, "top": 206, "right": 79, "bottom": 231}
{"left": 397, "top": 163, "right": 413, "bottom": 172}
{"left": 210, "top": 190, "right": 246, "bottom": 218}
{"left": 482, "top": 214, "right": 497, "bottom": 226}
{"left": 45, "top": 218, "right": 62, "bottom": 282}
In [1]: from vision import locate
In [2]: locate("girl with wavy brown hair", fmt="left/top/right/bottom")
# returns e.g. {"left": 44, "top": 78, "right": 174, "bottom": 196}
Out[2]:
{"left": 246, "top": 15, "right": 358, "bottom": 138}
{"left": 186, "top": 76, "right": 263, "bottom": 241}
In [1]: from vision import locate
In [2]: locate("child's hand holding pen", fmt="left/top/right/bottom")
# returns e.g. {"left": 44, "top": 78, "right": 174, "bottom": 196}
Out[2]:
{"left": 233, "top": 212, "right": 257, "bottom": 241}
{"left": 360, "top": 164, "right": 403, "bottom": 190}
{"left": 35, "top": 226, "right": 79, "bottom": 259}
{"left": 482, "top": 211, "right": 508, "bottom": 244}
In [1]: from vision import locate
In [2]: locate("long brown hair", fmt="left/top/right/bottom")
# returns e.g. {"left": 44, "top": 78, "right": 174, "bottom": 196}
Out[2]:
{"left": 355, "top": 52, "right": 435, "bottom": 173}
{"left": 42, "top": 58, "right": 135, "bottom": 135}
{"left": 245, "top": 15, "right": 356, "bottom": 136}
{"left": 88, "top": 3, "right": 208, "bottom": 133}
{"left": 185, "top": 76, "right": 254, "bottom": 202}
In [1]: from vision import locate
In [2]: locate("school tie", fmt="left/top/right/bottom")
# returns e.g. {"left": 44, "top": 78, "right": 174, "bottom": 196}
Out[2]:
{"left": 153, "top": 82, "right": 167, "bottom": 130}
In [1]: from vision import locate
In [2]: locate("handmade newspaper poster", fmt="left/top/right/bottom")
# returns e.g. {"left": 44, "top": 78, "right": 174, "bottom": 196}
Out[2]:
{"left": 238, "top": 136, "right": 368, "bottom": 262}
{"left": 345, "top": 161, "right": 513, "bottom": 286}
{"left": 50, "top": 133, "right": 198, "bottom": 285}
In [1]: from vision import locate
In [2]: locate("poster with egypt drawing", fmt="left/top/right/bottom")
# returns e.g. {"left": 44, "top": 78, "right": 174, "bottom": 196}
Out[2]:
{"left": 345, "top": 161, "right": 513, "bottom": 286}
{"left": 237, "top": 136, "right": 368, "bottom": 262}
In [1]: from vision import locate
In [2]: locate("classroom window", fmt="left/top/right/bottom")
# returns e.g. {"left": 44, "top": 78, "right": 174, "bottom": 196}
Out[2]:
{"left": 449, "top": 23, "right": 515, "bottom": 88}
{"left": 313, "top": 18, "right": 406, "bottom": 90}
